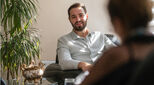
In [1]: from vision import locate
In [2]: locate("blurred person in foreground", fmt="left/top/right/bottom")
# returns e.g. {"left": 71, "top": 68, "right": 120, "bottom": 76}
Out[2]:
{"left": 80, "top": 0, "right": 154, "bottom": 85}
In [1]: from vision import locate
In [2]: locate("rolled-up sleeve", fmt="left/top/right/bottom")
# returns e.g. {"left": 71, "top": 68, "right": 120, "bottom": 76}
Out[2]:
{"left": 57, "top": 38, "right": 80, "bottom": 70}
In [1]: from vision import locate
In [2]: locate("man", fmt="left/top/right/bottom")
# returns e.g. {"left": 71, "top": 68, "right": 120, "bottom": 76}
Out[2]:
{"left": 57, "top": 3, "right": 116, "bottom": 72}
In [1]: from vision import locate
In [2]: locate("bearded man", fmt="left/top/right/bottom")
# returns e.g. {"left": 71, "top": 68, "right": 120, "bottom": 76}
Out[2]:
{"left": 57, "top": 3, "right": 115, "bottom": 72}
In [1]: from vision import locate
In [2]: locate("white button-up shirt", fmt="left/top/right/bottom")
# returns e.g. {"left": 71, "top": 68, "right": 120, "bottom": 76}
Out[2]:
{"left": 57, "top": 31, "right": 115, "bottom": 70}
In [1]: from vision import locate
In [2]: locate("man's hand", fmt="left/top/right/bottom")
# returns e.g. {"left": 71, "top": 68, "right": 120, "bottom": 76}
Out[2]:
{"left": 78, "top": 62, "right": 93, "bottom": 71}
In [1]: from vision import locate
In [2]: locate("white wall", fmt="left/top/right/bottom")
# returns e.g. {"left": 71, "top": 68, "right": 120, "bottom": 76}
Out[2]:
{"left": 34, "top": 0, "right": 115, "bottom": 60}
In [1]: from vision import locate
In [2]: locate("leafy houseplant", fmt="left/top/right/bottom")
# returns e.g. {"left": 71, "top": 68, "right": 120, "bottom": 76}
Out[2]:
{"left": 0, "top": 0, "right": 40, "bottom": 80}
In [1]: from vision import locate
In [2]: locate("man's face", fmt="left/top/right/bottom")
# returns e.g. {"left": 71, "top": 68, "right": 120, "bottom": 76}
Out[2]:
{"left": 69, "top": 7, "right": 88, "bottom": 31}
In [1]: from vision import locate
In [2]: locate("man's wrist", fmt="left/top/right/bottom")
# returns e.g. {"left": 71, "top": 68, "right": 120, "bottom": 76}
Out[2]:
{"left": 78, "top": 62, "right": 92, "bottom": 71}
{"left": 78, "top": 62, "right": 84, "bottom": 69}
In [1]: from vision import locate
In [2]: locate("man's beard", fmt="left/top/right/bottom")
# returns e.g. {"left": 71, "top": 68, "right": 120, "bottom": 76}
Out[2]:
{"left": 72, "top": 20, "right": 87, "bottom": 31}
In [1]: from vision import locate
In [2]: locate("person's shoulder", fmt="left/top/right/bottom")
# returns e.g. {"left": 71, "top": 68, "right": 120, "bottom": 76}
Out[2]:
{"left": 58, "top": 32, "right": 72, "bottom": 40}
{"left": 103, "top": 45, "right": 129, "bottom": 62}
{"left": 106, "top": 46, "right": 126, "bottom": 54}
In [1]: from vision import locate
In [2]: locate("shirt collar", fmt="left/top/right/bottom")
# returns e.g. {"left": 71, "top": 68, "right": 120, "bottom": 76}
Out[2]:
{"left": 71, "top": 30, "right": 92, "bottom": 40}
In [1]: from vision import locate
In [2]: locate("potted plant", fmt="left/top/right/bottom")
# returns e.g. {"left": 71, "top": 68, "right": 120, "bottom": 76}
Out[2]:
{"left": 0, "top": 0, "right": 40, "bottom": 80}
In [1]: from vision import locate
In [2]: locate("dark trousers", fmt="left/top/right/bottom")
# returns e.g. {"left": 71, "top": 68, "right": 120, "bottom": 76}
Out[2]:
{"left": 43, "top": 64, "right": 82, "bottom": 85}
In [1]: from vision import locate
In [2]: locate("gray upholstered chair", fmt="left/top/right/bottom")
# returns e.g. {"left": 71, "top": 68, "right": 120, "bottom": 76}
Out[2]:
{"left": 105, "top": 34, "right": 120, "bottom": 46}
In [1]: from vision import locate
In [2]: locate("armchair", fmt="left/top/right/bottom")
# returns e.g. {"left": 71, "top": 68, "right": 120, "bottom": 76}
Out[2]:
{"left": 43, "top": 34, "right": 120, "bottom": 85}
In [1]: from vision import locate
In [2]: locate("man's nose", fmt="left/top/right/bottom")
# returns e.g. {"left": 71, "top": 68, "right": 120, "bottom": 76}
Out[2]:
{"left": 76, "top": 16, "right": 81, "bottom": 21}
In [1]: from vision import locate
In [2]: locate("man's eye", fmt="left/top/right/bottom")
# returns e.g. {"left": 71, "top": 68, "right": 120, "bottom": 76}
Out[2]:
{"left": 71, "top": 16, "right": 76, "bottom": 19}
{"left": 79, "top": 13, "right": 84, "bottom": 17}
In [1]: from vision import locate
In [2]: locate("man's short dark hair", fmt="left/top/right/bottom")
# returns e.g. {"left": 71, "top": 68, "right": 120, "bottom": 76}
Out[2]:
{"left": 68, "top": 3, "right": 87, "bottom": 17}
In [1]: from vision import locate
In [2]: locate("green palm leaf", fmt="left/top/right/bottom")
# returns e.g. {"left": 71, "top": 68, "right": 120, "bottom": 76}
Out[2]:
{"left": 0, "top": 0, "right": 40, "bottom": 80}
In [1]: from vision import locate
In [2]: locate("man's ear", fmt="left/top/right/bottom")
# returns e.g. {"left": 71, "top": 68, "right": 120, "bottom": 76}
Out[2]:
{"left": 86, "top": 13, "right": 88, "bottom": 19}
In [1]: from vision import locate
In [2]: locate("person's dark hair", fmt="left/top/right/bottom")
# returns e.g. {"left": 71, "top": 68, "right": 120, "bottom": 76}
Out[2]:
{"left": 108, "top": 0, "right": 152, "bottom": 30}
{"left": 68, "top": 3, "right": 87, "bottom": 17}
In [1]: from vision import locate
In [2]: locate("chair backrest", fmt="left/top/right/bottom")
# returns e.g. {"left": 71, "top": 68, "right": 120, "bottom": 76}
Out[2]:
{"left": 55, "top": 54, "right": 59, "bottom": 64}
{"left": 105, "top": 34, "right": 120, "bottom": 46}
{"left": 128, "top": 49, "right": 154, "bottom": 85}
